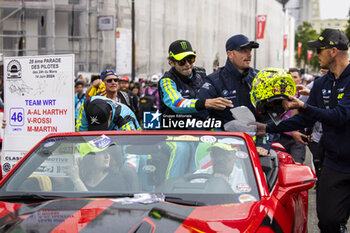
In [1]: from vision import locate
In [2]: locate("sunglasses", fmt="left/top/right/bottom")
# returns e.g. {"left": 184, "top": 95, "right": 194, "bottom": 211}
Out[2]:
{"left": 316, "top": 46, "right": 334, "bottom": 54}
{"left": 176, "top": 56, "right": 195, "bottom": 66}
{"left": 105, "top": 78, "right": 119, "bottom": 83}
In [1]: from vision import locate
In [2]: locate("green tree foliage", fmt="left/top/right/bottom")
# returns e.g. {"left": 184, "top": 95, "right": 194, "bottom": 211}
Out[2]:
{"left": 345, "top": 9, "right": 350, "bottom": 41}
{"left": 295, "top": 22, "right": 319, "bottom": 70}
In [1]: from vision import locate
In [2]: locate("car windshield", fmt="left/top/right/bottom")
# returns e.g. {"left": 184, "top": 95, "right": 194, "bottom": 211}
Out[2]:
{"left": 1, "top": 134, "right": 260, "bottom": 205}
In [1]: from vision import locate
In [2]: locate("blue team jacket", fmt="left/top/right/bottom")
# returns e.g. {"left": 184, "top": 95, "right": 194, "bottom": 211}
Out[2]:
{"left": 158, "top": 67, "right": 206, "bottom": 115}
{"left": 197, "top": 59, "right": 259, "bottom": 124}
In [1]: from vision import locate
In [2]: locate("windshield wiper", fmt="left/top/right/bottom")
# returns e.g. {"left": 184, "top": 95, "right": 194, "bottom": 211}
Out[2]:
{"left": 0, "top": 193, "right": 63, "bottom": 202}
{"left": 82, "top": 193, "right": 135, "bottom": 198}
{"left": 164, "top": 196, "right": 206, "bottom": 206}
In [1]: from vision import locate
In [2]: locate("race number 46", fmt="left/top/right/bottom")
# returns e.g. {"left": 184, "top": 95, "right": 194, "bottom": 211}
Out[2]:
{"left": 9, "top": 108, "right": 24, "bottom": 126}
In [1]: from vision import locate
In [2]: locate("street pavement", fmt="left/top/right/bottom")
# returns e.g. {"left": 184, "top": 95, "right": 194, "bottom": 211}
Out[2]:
{"left": 304, "top": 147, "right": 350, "bottom": 232}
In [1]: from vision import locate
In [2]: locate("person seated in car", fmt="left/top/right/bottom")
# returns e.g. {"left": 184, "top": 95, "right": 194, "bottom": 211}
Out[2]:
{"left": 193, "top": 143, "right": 248, "bottom": 193}
{"left": 64, "top": 140, "right": 138, "bottom": 192}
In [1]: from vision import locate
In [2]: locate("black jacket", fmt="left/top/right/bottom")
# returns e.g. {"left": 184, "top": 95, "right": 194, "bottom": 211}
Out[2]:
{"left": 267, "top": 64, "right": 350, "bottom": 173}
{"left": 197, "top": 59, "right": 259, "bottom": 124}
{"left": 118, "top": 90, "right": 140, "bottom": 121}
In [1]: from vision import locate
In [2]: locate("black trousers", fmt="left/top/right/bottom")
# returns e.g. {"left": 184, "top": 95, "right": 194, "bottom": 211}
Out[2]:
{"left": 308, "top": 141, "right": 323, "bottom": 179}
{"left": 317, "top": 166, "right": 350, "bottom": 232}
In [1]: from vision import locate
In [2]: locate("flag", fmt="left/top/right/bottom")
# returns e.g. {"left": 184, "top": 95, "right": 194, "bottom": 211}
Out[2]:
{"left": 283, "top": 34, "right": 288, "bottom": 51}
{"left": 256, "top": 15, "right": 267, "bottom": 39}
{"left": 298, "top": 42, "right": 302, "bottom": 57}
{"left": 307, "top": 50, "right": 313, "bottom": 62}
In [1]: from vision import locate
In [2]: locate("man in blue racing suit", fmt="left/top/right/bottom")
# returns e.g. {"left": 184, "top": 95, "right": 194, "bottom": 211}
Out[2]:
{"left": 159, "top": 40, "right": 232, "bottom": 119}
{"left": 76, "top": 96, "right": 141, "bottom": 131}
{"left": 157, "top": 40, "right": 232, "bottom": 180}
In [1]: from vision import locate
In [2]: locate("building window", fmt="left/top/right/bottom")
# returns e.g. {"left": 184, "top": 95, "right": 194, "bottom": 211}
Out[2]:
{"left": 3, "top": 30, "right": 25, "bottom": 56}
{"left": 38, "top": 15, "right": 47, "bottom": 52}
{"left": 3, "top": 31, "right": 18, "bottom": 51}
{"left": 335, "top": 23, "right": 340, "bottom": 26}
{"left": 68, "top": 12, "right": 80, "bottom": 41}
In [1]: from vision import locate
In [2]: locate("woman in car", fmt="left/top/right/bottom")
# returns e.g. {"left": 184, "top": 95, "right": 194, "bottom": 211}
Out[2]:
{"left": 65, "top": 144, "right": 138, "bottom": 192}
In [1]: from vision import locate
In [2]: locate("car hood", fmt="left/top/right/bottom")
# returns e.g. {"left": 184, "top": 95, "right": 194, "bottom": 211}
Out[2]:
{"left": 0, "top": 197, "right": 269, "bottom": 232}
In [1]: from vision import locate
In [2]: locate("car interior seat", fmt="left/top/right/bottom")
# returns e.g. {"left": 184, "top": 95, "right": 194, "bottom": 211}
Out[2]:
{"left": 259, "top": 150, "right": 279, "bottom": 191}
{"left": 20, "top": 174, "right": 53, "bottom": 192}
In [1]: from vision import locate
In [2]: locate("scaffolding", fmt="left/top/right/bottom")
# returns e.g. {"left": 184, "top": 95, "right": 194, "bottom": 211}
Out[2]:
{"left": 0, "top": 0, "right": 297, "bottom": 79}
{"left": 0, "top": 0, "right": 101, "bottom": 74}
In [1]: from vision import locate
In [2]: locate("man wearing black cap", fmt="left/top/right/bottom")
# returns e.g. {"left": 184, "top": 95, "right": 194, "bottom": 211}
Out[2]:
{"left": 158, "top": 40, "right": 232, "bottom": 118}
{"left": 75, "top": 96, "right": 141, "bottom": 131}
{"left": 251, "top": 28, "right": 350, "bottom": 233}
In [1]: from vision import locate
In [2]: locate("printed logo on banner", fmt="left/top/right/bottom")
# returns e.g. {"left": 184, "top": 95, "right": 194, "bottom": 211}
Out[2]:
{"left": 6, "top": 59, "right": 33, "bottom": 96}
{"left": 6, "top": 60, "right": 22, "bottom": 79}
{"left": 2, "top": 163, "right": 11, "bottom": 173}
{"left": 143, "top": 110, "right": 161, "bottom": 129}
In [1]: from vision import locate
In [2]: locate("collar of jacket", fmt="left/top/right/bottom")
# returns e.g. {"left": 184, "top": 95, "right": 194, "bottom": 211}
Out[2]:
{"left": 224, "top": 58, "right": 252, "bottom": 82}
{"left": 170, "top": 67, "right": 195, "bottom": 84}
{"left": 326, "top": 63, "right": 350, "bottom": 82}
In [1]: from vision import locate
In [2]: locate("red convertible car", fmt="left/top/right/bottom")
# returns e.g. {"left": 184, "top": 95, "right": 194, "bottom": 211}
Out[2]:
{"left": 0, "top": 131, "right": 315, "bottom": 232}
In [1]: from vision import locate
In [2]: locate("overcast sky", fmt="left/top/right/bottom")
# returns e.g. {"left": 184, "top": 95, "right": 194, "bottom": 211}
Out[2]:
{"left": 319, "top": 0, "right": 350, "bottom": 19}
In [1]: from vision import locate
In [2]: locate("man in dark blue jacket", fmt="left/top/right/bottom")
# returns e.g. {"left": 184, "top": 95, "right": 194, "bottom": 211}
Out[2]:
{"left": 252, "top": 29, "right": 350, "bottom": 233}
{"left": 197, "top": 34, "right": 259, "bottom": 124}
{"left": 197, "top": 34, "right": 270, "bottom": 156}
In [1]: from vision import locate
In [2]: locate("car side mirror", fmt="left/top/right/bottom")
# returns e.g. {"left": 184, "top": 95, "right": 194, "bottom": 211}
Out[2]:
{"left": 278, "top": 164, "right": 316, "bottom": 197}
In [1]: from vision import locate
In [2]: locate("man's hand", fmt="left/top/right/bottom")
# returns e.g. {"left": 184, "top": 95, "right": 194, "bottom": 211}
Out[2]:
{"left": 256, "top": 146, "right": 269, "bottom": 156}
{"left": 205, "top": 97, "right": 233, "bottom": 110}
{"left": 296, "top": 85, "right": 310, "bottom": 96}
{"left": 282, "top": 95, "right": 305, "bottom": 111}
{"left": 92, "top": 79, "right": 102, "bottom": 88}
{"left": 291, "top": 131, "right": 308, "bottom": 145}
{"left": 248, "top": 122, "right": 267, "bottom": 135}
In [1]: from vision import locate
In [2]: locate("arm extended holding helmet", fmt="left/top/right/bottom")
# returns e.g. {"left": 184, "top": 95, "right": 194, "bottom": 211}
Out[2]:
{"left": 248, "top": 95, "right": 306, "bottom": 135}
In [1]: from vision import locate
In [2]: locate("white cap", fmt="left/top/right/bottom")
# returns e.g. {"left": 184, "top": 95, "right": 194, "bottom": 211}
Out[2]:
{"left": 151, "top": 74, "right": 160, "bottom": 83}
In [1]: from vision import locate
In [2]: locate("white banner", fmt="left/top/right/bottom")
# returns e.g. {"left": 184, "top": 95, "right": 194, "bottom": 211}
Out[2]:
{"left": 116, "top": 28, "right": 132, "bottom": 75}
{"left": 2, "top": 54, "right": 75, "bottom": 176}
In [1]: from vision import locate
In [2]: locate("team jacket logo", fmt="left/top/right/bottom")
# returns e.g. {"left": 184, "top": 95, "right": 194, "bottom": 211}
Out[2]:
{"left": 222, "top": 90, "right": 236, "bottom": 96}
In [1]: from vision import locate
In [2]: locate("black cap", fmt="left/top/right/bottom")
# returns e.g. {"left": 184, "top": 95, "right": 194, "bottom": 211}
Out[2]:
{"left": 307, "top": 28, "right": 349, "bottom": 50}
{"left": 226, "top": 34, "right": 259, "bottom": 51}
{"left": 168, "top": 40, "right": 196, "bottom": 61}
{"left": 85, "top": 99, "right": 112, "bottom": 131}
